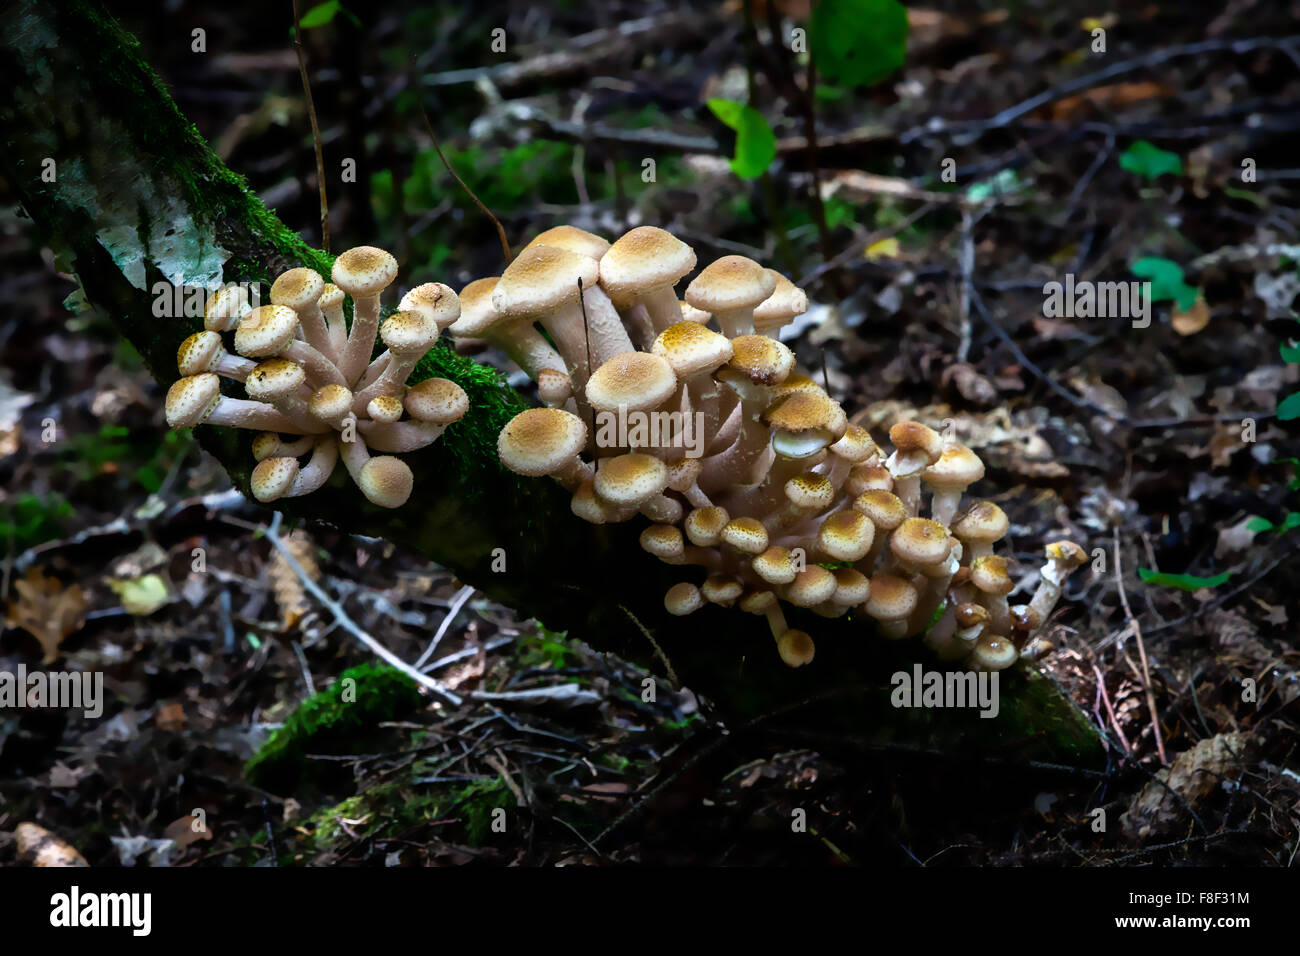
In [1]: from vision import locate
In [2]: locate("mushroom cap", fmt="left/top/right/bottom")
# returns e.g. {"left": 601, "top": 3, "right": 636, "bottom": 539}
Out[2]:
{"left": 405, "top": 378, "right": 468, "bottom": 424}
{"left": 177, "top": 330, "right": 226, "bottom": 376}
{"left": 786, "top": 566, "right": 838, "bottom": 607}
{"left": 680, "top": 300, "right": 711, "bottom": 323}
{"left": 651, "top": 321, "right": 734, "bottom": 378}
{"left": 684, "top": 506, "right": 729, "bottom": 546}
{"left": 358, "top": 455, "right": 414, "bottom": 508}
{"left": 818, "top": 511, "right": 875, "bottom": 562}
{"left": 497, "top": 407, "right": 587, "bottom": 476}
{"left": 666, "top": 456, "right": 703, "bottom": 492}
{"left": 831, "top": 567, "right": 871, "bottom": 606}
{"left": 776, "top": 630, "right": 815, "bottom": 667}
{"left": 764, "top": 390, "right": 847, "bottom": 458}
{"left": 235, "top": 305, "right": 299, "bottom": 358}
{"left": 1046, "top": 540, "right": 1088, "bottom": 569}
{"left": 955, "top": 603, "right": 991, "bottom": 630}
{"left": 865, "top": 573, "right": 919, "bottom": 621}
{"left": 752, "top": 269, "right": 808, "bottom": 329}
{"left": 1011, "top": 603, "right": 1042, "bottom": 634}
{"left": 922, "top": 444, "right": 985, "bottom": 492}
{"left": 250, "top": 456, "right": 300, "bottom": 502}
{"left": 971, "top": 633, "right": 1018, "bottom": 671}
{"left": 664, "top": 582, "right": 703, "bottom": 616}
{"left": 752, "top": 546, "right": 799, "bottom": 585}
{"left": 366, "top": 394, "right": 405, "bottom": 423}
{"left": 952, "top": 501, "right": 1009, "bottom": 543}
{"left": 891, "top": 518, "right": 953, "bottom": 567}
{"left": 331, "top": 246, "right": 398, "bottom": 298}
{"left": 318, "top": 283, "right": 344, "bottom": 313}
{"left": 847, "top": 464, "right": 894, "bottom": 495}
{"left": 785, "top": 472, "right": 835, "bottom": 510}
{"left": 245, "top": 358, "right": 307, "bottom": 402}
{"left": 685, "top": 254, "right": 776, "bottom": 314}
{"left": 970, "top": 555, "right": 1014, "bottom": 595}
{"left": 399, "top": 283, "right": 461, "bottom": 331}
{"left": 379, "top": 310, "right": 439, "bottom": 356}
{"left": 451, "top": 277, "right": 501, "bottom": 337}
{"left": 308, "top": 383, "right": 353, "bottom": 421}
{"left": 585, "top": 351, "right": 678, "bottom": 412}
{"left": 739, "top": 589, "right": 778, "bottom": 614}
{"left": 165, "top": 373, "right": 222, "bottom": 427}
{"left": 203, "top": 285, "right": 250, "bottom": 332}
{"left": 853, "top": 489, "right": 908, "bottom": 530}
{"left": 889, "top": 421, "right": 943, "bottom": 463}
{"left": 771, "top": 374, "right": 822, "bottom": 400}
{"left": 600, "top": 226, "right": 697, "bottom": 299}
{"left": 720, "top": 517, "right": 769, "bottom": 554}
{"left": 829, "top": 424, "right": 876, "bottom": 463}
{"left": 526, "top": 225, "right": 611, "bottom": 261}
{"left": 593, "top": 453, "right": 669, "bottom": 506}
{"left": 701, "top": 575, "right": 744, "bottom": 606}
{"left": 493, "top": 245, "right": 599, "bottom": 317}
{"left": 571, "top": 478, "right": 622, "bottom": 524}
{"left": 536, "top": 368, "right": 573, "bottom": 405}
{"left": 271, "top": 267, "right": 325, "bottom": 310}
{"left": 723, "top": 334, "right": 796, "bottom": 387}
{"left": 251, "top": 433, "right": 282, "bottom": 461}
{"left": 640, "top": 524, "right": 685, "bottom": 562}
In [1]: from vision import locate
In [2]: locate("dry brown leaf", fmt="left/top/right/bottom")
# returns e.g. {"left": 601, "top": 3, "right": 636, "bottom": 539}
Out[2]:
{"left": 15, "top": 822, "right": 89, "bottom": 867}
{"left": 163, "top": 813, "right": 215, "bottom": 849}
{"left": 7, "top": 568, "right": 87, "bottom": 664}
{"left": 1048, "top": 81, "right": 1173, "bottom": 121}
{"left": 1120, "top": 732, "right": 1256, "bottom": 841}
{"left": 1172, "top": 295, "right": 1211, "bottom": 336}
{"left": 155, "top": 701, "right": 186, "bottom": 732}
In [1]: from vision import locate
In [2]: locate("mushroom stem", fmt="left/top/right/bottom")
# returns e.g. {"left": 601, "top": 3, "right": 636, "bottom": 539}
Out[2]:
{"left": 281, "top": 341, "right": 347, "bottom": 388}
{"left": 206, "top": 397, "right": 318, "bottom": 433}
{"left": 338, "top": 293, "right": 383, "bottom": 385}
{"left": 357, "top": 419, "right": 450, "bottom": 453}
{"left": 356, "top": 353, "right": 391, "bottom": 392}
{"left": 286, "top": 436, "right": 339, "bottom": 497}
{"left": 580, "top": 283, "right": 636, "bottom": 366}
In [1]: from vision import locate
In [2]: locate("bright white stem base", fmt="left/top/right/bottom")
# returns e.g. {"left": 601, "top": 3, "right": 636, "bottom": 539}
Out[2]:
{"left": 338, "top": 293, "right": 381, "bottom": 385}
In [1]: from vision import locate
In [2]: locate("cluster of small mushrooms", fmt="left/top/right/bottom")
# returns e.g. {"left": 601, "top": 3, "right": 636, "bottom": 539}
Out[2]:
{"left": 165, "top": 246, "right": 468, "bottom": 509}
{"left": 489, "top": 225, "right": 1087, "bottom": 671}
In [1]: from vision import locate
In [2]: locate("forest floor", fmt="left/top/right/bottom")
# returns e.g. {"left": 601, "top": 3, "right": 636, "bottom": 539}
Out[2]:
{"left": 1, "top": 0, "right": 1298, "bottom": 865}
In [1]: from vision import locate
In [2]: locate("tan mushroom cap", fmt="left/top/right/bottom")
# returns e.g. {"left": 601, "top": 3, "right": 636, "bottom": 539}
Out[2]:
{"left": 165, "top": 373, "right": 222, "bottom": 427}
{"left": 847, "top": 464, "right": 894, "bottom": 495}
{"left": 640, "top": 524, "right": 685, "bottom": 562}
{"left": 380, "top": 310, "right": 439, "bottom": 355}
{"left": 497, "top": 407, "right": 587, "bottom": 476}
{"left": 651, "top": 321, "right": 734, "bottom": 377}
{"left": 367, "top": 394, "right": 405, "bottom": 423}
{"left": 684, "top": 506, "right": 729, "bottom": 546}
{"left": 235, "top": 305, "right": 299, "bottom": 358}
{"left": 177, "top": 330, "right": 225, "bottom": 376}
{"left": 889, "top": 421, "right": 943, "bottom": 463}
{"left": 955, "top": 603, "right": 991, "bottom": 630}
{"left": 404, "top": 378, "right": 468, "bottom": 424}
{"left": 680, "top": 301, "right": 711, "bottom": 323}
{"left": 600, "top": 226, "right": 697, "bottom": 298}
{"left": 308, "top": 383, "right": 353, "bottom": 421}
{"left": 1046, "top": 540, "right": 1088, "bottom": 568}
{"left": 970, "top": 555, "right": 1014, "bottom": 595}
{"left": 831, "top": 567, "right": 871, "bottom": 606}
{"left": 331, "top": 246, "right": 398, "bottom": 297}
{"left": 358, "top": 456, "right": 414, "bottom": 508}
{"left": 853, "top": 489, "right": 908, "bottom": 530}
{"left": 776, "top": 630, "right": 815, "bottom": 667}
{"left": 752, "top": 546, "right": 800, "bottom": 585}
{"left": 1011, "top": 604, "right": 1042, "bottom": 634}
{"left": 250, "top": 456, "right": 300, "bottom": 502}
{"left": 664, "top": 582, "right": 703, "bottom": 616}
{"left": 739, "top": 590, "right": 778, "bottom": 614}
{"left": 970, "top": 633, "right": 1018, "bottom": 671}
{"left": 764, "top": 390, "right": 848, "bottom": 457}
{"left": 203, "top": 285, "right": 250, "bottom": 332}
{"left": 865, "top": 573, "right": 919, "bottom": 621}
{"left": 724, "top": 335, "right": 795, "bottom": 386}
{"left": 818, "top": 511, "right": 875, "bottom": 562}
{"left": 399, "top": 283, "right": 461, "bottom": 330}
{"left": 952, "top": 501, "right": 1009, "bottom": 543}
{"left": 786, "top": 566, "right": 838, "bottom": 607}
{"left": 318, "top": 283, "right": 344, "bottom": 312}
{"left": 537, "top": 368, "right": 573, "bottom": 405}
{"left": 770, "top": 374, "right": 823, "bottom": 400}
{"left": 585, "top": 351, "right": 678, "bottom": 412}
{"left": 752, "top": 269, "right": 808, "bottom": 329}
{"left": 571, "top": 478, "right": 622, "bottom": 524}
{"left": 270, "top": 267, "right": 325, "bottom": 310}
{"left": 891, "top": 518, "right": 952, "bottom": 567}
{"left": 493, "top": 245, "right": 599, "bottom": 317}
{"left": 720, "top": 517, "right": 769, "bottom": 554}
{"left": 829, "top": 424, "right": 876, "bottom": 463}
{"left": 702, "top": 575, "right": 744, "bottom": 606}
{"left": 923, "top": 444, "right": 985, "bottom": 491}
{"left": 785, "top": 472, "right": 834, "bottom": 510}
{"left": 525, "top": 225, "right": 611, "bottom": 261}
{"left": 244, "top": 359, "right": 307, "bottom": 402}
{"left": 685, "top": 254, "right": 776, "bottom": 313}
{"left": 666, "top": 456, "right": 703, "bottom": 492}
{"left": 593, "top": 453, "right": 669, "bottom": 506}
{"left": 451, "top": 277, "right": 501, "bottom": 337}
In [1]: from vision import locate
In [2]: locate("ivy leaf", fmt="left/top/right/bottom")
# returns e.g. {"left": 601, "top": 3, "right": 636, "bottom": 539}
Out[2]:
{"left": 298, "top": 0, "right": 340, "bottom": 28}
{"left": 1137, "top": 568, "right": 1231, "bottom": 590}
{"left": 1278, "top": 390, "right": 1300, "bottom": 421}
{"left": 706, "top": 99, "right": 777, "bottom": 180}
{"left": 1120, "top": 140, "right": 1183, "bottom": 181}
{"left": 1131, "top": 257, "right": 1199, "bottom": 311}
{"left": 809, "top": 0, "right": 909, "bottom": 88}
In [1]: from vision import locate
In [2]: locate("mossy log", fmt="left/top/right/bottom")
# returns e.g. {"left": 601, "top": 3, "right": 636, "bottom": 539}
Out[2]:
{"left": 0, "top": 0, "right": 1104, "bottom": 768}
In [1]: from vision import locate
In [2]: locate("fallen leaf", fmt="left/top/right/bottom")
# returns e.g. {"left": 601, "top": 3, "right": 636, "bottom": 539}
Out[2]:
{"left": 107, "top": 573, "right": 170, "bottom": 616}
{"left": 15, "top": 823, "right": 89, "bottom": 867}
{"left": 1172, "top": 295, "right": 1210, "bottom": 335}
{"left": 1048, "top": 81, "right": 1173, "bottom": 121}
{"left": 7, "top": 568, "right": 87, "bottom": 663}
{"left": 864, "top": 237, "right": 901, "bottom": 260}
{"left": 163, "top": 813, "right": 214, "bottom": 849}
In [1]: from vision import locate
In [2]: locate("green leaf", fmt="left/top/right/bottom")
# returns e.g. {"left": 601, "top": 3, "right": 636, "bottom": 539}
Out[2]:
{"left": 298, "top": 1, "right": 340, "bottom": 28}
{"left": 1245, "top": 516, "right": 1274, "bottom": 532}
{"left": 1138, "top": 568, "right": 1231, "bottom": 590}
{"left": 1281, "top": 342, "right": 1300, "bottom": 363}
{"left": 966, "top": 168, "right": 1023, "bottom": 204}
{"left": 809, "top": 0, "right": 909, "bottom": 88}
{"left": 1119, "top": 140, "right": 1183, "bottom": 181}
{"left": 1131, "top": 257, "right": 1199, "bottom": 311}
{"left": 1280, "top": 512, "right": 1300, "bottom": 533}
{"left": 706, "top": 99, "right": 777, "bottom": 180}
{"left": 1278, "top": 390, "right": 1300, "bottom": 421}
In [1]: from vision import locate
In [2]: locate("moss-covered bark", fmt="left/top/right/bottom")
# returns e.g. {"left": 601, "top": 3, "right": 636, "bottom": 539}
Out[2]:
{"left": 0, "top": 0, "right": 1104, "bottom": 767}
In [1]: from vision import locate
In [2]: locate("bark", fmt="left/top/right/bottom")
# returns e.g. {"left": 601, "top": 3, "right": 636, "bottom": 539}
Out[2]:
{"left": 0, "top": 0, "right": 1104, "bottom": 767}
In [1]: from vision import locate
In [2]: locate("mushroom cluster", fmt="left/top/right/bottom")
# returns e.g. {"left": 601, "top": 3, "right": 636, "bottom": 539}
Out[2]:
{"left": 165, "top": 246, "right": 468, "bottom": 508}
{"left": 490, "top": 226, "right": 1087, "bottom": 670}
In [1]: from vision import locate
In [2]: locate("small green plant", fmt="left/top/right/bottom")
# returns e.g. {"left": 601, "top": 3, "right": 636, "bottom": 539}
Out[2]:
{"left": 0, "top": 492, "right": 75, "bottom": 550}
{"left": 1131, "top": 256, "right": 1199, "bottom": 311}
{"left": 706, "top": 99, "right": 777, "bottom": 181}
{"left": 1248, "top": 458, "right": 1300, "bottom": 534}
{"left": 1120, "top": 140, "right": 1183, "bottom": 181}
{"left": 1137, "top": 568, "right": 1231, "bottom": 591}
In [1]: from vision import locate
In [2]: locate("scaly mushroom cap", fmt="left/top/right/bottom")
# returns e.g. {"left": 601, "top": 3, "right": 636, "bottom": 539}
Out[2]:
{"left": 585, "top": 352, "right": 678, "bottom": 412}
{"left": 922, "top": 444, "right": 985, "bottom": 492}
{"left": 970, "top": 555, "right": 1014, "bottom": 595}
{"left": 771, "top": 374, "right": 822, "bottom": 400}
{"left": 177, "top": 330, "right": 226, "bottom": 376}
{"left": 685, "top": 254, "right": 775, "bottom": 313}
{"left": 853, "top": 489, "right": 908, "bottom": 530}
{"left": 640, "top": 524, "right": 685, "bottom": 562}
{"left": 763, "top": 390, "right": 847, "bottom": 458}
{"left": 308, "top": 383, "right": 353, "bottom": 421}
{"left": 723, "top": 334, "right": 795, "bottom": 386}
{"left": 776, "top": 630, "right": 815, "bottom": 667}
{"left": 493, "top": 245, "right": 599, "bottom": 317}
{"left": 270, "top": 267, "right": 325, "bottom": 310}
{"left": 680, "top": 301, "right": 711, "bottom": 323}
{"left": 593, "top": 453, "right": 669, "bottom": 506}
{"left": 571, "top": 478, "right": 621, "bottom": 524}
{"left": 404, "top": 378, "right": 468, "bottom": 424}
{"left": 971, "top": 633, "right": 1018, "bottom": 671}
{"left": 891, "top": 518, "right": 952, "bottom": 567}
{"left": 786, "top": 566, "right": 838, "bottom": 607}
{"left": 829, "top": 424, "right": 876, "bottom": 463}
{"left": 358, "top": 456, "right": 414, "bottom": 508}
{"left": 451, "top": 277, "right": 501, "bottom": 337}
{"left": 831, "top": 567, "right": 871, "bottom": 606}
{"left": 847, "top": 464, "right": 894, "bottom": 495}
{"left": 318, "top": 283, "right": 344, "bottom": 314}
{"left": 497, "top": 407, "right": 587, "bottom": 476}
{"left": 367, "top": 395, "right": 405, "bottom": 423}
{"left": 664, "top": 582, "right": 703, "bottom": 616}
{"left": 600, "top": 226, "right": 697, "bottom": 300}
{"left": 379, "top": 310, "right": 439, "bottom": 356}
{"left": 720, "top": 517, "right": 769, "bottom": 554}
{"left": 203, "top": 285, "right": 250, "bottom": 332}
{"left": 536, "top": 368, "right": 573, "bottom": 405}
{"left": 889, "top": 421, "right": 944, "bottom": 467}
{"left": 702, "top": 575, "right": 744, "bottom": 606}
{"left": 399, "top": 283, "right": 461, "bottom": 330}
{"left": 666, "top": 456, "right": 703, "bottom": 492}
{"left": 1046, "top": 540, "right": 1088, "bottom": 569}
{"left": 785, "top": 472, "right": 834, "bottom": 510}
{"left": 245, "top": 359, "right": 307, "bottom": 402}
{"left": 952, "top": 501, "right": 1009, "bottom": 544}
{"left": 331, "top": 245, "right": 398, "bottom": 298}
{"left": 955, "top": 603, "right": 991, "bottom": 630}
{"left": 818, "top": 511, "right": 875, "bottom": 562}
{"left": 165, "top": 373, "right": 221, "bottom": 427}
{"left": 740, "top": 590, "right": 778, "bottom": 614}
{"left": 250, "top": 456, "right": 300, "bottom": 502}
{"left": 651, "top": 321, "right": 734, "bottom": 377}
{"left": 752, "top": 269, "right": 809, "bottom": 331}
{"left": 684, "top": 506, "right": 729, "bottom": 546}
{"left": 865, "top": 573, "right": 919, "bottom": 622}
{"left": 752, "top": 546, "right": 799, "bottom": 585}
{"left": 525, "top": 225, "right": 611, "bottom": 261}
{"left": 235, "top": 305, "right": 299, "bottom": 358}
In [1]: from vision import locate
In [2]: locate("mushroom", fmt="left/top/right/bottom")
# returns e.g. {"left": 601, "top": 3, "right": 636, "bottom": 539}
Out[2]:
{"left": 951, "top": 501, "right": 1009, "bottom": 561}
{"left": 1025, "top": 540, "right": 1088, "bottom": 628}
{"left": 922, "top": 443, "right": 985, "bottom": 527}
{"left": 270, "top": 267, "right": 333, "bottom": 358}
{"left": 817, "top": 510, "right": 875, "bottom": 563}
{"left": 252, "top": 432, "right": 314, "bottom": 461}
{"left": 885, "top": 421, "right": 943, "bottom": 516}
{"left": 600, "top": 226, "right": 698, "bottom": 335}
{"left": 865, "top": 573, "right": 919, "bottom": 639}
{"left": 251, "top": 435, "right": 339, "bottom": 502}
{"left": 684, "top": 255, "right": 776, "bottom": 338}
{"left": 776, "top": 630, "right": 815, "bottom": 667}
{"left": 664, "top": 582, "right": 704, "bottom": 616}
{"left": 525, "top": 224, "right": 611, "bottom": 260}
{"left": 351, "top": 310, "right": 441, "bottom": 414}
{"left": 165, "top": 373, "right": 303, "bottom": 432}
{"left": 684, "top": 506, "right": 730, "bottom": 546}
{"left": 700, "top": 334, "right": 796, "bottom": 489}
{"left": 451, "top": 277, "right": 567, "bottom": 380}
{"left": 203, "top": 285, "right": 251, "bottom": 332}
{"left": 752, "top": 269, "right": 808, "bottom": 340}
{"left": 584, "top": 351, "right": 678, "bottom": 456}
{"left": 593, "top": 452, "right": 675, "bottom": 518}
{"left": 970, "top": 554, "right": 1014, "bottom": 634}
{"left": 497, "top": 407, "right": 590, "bottom": 488}
{"left": 785, "top": 566, "right": 838, "bottom": 608}
{"left": 337, "top": 432, "right": 414, "bottom": 509}
{"left": 177, "top": 330, "right": 256, "bottom": 381}
{"left": 318, "top": 283, "right": 347, "bottom": 358}
{"left": 234, "top": 305, "right": 345, "bottom": 387}
{"left": 333, "top": 245, "right": 399, "bottom": 385}
{"left": 651, "top": 321, "right": 734, "bottom": 448}
{"left": 969, "top": 633, "right": 1018, "bottom": 672}
{"left": 244, "top": 359, "right": 328, "bottom": 433}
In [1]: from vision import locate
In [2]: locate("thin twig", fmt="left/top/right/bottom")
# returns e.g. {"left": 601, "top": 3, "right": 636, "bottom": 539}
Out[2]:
{"left": 413, "top": 584, "right": 475, "bottom": 670}
{"left": 956, "top": 205, "right": 975, "bottom": 362}
{"left": 1112, "top": 526, "right": 1167, "bottom": 765}
{"left": 290, "top": 0, "right": 329, "bottom": 253}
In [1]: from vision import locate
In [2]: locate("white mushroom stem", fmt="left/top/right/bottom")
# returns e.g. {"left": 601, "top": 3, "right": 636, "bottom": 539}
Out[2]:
{"left": 350, "top": 352, "right": 427, "bottom": 415}
{"left": 206, "top": 397, "right": 318, "bottom": 433}
{"left": 338, "top": 293, "right": 383, "bottom": 385}
{"left": 254, "top": 433, "right": 315, "bottom": 461}
{"left": 487, "top": 319, "right": 567, "bottom": 379}
{"left": 357, "top": 419, "right": 450, "bottom": 453}
{"left": 286, "top": 436, "right": 339, "bottom": 496}
{"left": 292, "top": 301, "right": 334, "bottom": 360}
{"left": 322, "top": 295, "right": 348, "bottom": 357}
{"left": 714, "top": 306, "right": 756, "bottom": 338}
{"left": 280, "top": 341, "right": 347, "bottom": 388}
{"left": 931, "top": 486, "right": 973, "bottom": 528}
{"left": 1027, "top": 558, "right": 1073, "bottom": 625}
{"left": 908, "top": 544, "right": 961, "bottom": 634}
{"left": 211, "top": 354, "right": 257, "bottom": 382}
{"left": 639, "top": 284, "right": 689, "bottom": 336}
{"left": 699, "top": 379, "right": 772, "bottom": 490}
{"left": 623, "top": 302, "right": 657, "bottom": 350}
{"left": 580, "top": 284, "right": 635, "bottom": 366}
{"left": 885, "top": 450, "right": 927, "bottom": 516}
{"left": 706, "top": 394, "right": 742, "bottom": 455}
{"left": 356, "top": 353, "right": 391, "bottom": 392}
{"left": 337, "top": 429, "right": 372, "bottom": 482}
{"left": 537, "top": 301, "right": 599, "bottom": 385}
